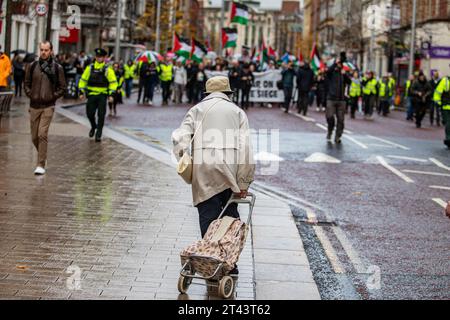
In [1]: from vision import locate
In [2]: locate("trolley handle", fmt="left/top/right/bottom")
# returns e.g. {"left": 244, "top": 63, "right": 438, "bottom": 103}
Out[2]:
{"left": 218, "top": 192, "right": 256, "bottom": 226}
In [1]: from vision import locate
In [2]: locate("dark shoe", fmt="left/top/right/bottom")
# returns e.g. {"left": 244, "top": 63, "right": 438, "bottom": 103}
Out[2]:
{"left": 229, "top": 265, "right": 239, "bottom": 277}
{"left": 95, "top": 136, "right": 102, "bottom": 142}
{"left": 335, "top": 136, "right": 342, "bottom": 144}
{"left": 445, "top": 140, "right": 450, "bottom": 149}
{"left": 416, "top": 123, "right": 421, "bottom": 128}
{"left": 89, "top": 128, "right": 96, "bottom": 138}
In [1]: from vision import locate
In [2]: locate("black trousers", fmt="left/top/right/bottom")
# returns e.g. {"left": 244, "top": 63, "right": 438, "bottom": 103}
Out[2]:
{"left": 196, "top": 189, "right": 240, "bottom": 238}
{"left": 326, "top": 100, "right": 346, "bottom": 138}
{"left": 161, "top": 81, "right": 171, "bottom": 103}
{"left": 241, "top": 86, "right": 251, "bottom": 109}
{"left": 86, "top": 94, "right": 107, "bottom": 137}
{"left": 297, "top": 91, "right": 309, "bottom": 115}
{"left": 349, "top": 97, "right": 359, "bottom": 118}
{"left": 363, "top": 95, "right": 375, "bottom": 116}
{"left": 14, "top": 75, "right": 24, "bottom": 97}
{"left": 283, "top": 87, "right": 293, "bottom": 111}
{"left": 430, "top": 102, "right": 441, "bottom": 125}
{"left": 414, "top": 100, "right": 428, "bottom": 127}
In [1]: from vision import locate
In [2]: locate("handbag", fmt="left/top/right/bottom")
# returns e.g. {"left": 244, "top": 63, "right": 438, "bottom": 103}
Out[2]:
{"left": 177, "top": 100, "right": 222, "bottom": 184}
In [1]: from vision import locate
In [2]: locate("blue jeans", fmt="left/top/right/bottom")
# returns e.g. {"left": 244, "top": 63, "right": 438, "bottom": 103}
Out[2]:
{"left": 406, "top": 97, "right": 414, "bottom": 120}
{"left": 125, "top": 78, "right": 133, "bottom": 98}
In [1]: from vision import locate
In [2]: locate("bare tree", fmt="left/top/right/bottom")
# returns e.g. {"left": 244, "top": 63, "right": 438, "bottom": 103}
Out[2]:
{"left": 92, "top": 0, "right": 118, "bottom": 48}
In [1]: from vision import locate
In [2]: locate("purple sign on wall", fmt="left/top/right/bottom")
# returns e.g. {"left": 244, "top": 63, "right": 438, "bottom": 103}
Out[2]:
{"left": 429, "top": 47, "right": 450, "bottom": 59}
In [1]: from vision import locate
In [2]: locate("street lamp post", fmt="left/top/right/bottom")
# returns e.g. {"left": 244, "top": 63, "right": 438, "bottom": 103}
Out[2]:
{"left": 155, "top": 0, "right": 161, "bottom": 52}
{"left": 114, "top": 0, "right": 122, "bottom": 61}
{"left": 219, "top": 0, "right": 225, "bottom": 55}
{"left": 408, "top": 0, "right": 417, "bottom": 76}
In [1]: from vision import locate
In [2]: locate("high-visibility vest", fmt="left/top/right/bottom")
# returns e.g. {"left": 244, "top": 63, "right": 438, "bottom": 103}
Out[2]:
{"left": 124, "top": 64, "right": 136, "bottom": 80}
{"left": 158, "top": 64, "right": 173, "bottom": 82}
{"left": 78, "top": 61, "right": 118, "bottom": 96}
{"left": 434, "top": 77, "right": 450, "bottom": 111}
{"left": 388, "top": 77, "right": 396, "bottom": 96}
{"left": 405, "top": 80, "right": 411, "bottom": 97}
{"left": 349, "top": 79, "right": 361, "bottom": 97}
{"left": 379, "top": 81, "right": 388, "bottom": 98}
{"left": 363, "top": 78, "right": 377, "bottom": 95}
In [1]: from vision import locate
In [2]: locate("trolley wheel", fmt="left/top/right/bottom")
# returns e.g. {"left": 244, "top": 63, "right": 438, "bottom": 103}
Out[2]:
{"left": 177, "top": 275, "right": 192, "bottom": 294}
{"left": 218, "top": 276, "right": 235, "bottom": 299}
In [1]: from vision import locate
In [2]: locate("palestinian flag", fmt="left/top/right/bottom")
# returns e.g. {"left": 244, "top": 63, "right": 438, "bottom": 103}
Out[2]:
{"left": 173, "top": 33, "right": 192, "bottom": 59}
{"left": 222, "top": 28, "right": 238, "bottom": 49}
{"left": 230, "top": 2, "right": 249, "bottom": 25}
{"left": 310, "top": 43, "right": 324, "bottom": 73}
{"left": 190, "top": 39, "right": 208, "bottom": 63}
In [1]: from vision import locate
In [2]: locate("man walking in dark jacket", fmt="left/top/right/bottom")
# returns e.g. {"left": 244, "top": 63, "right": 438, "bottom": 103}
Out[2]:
{"left": 411, "top": 71, "right": 432, "bottom": 128}
{"left": 325, "top": 58, "right": 351, "bottom": 143}
{"left": 296, "top": 61, "right": 315, "bottom": 115}
{"left": 281, "top": 61, "right": 296, "bottom": 113}
{"left": 24, "top": 41, "right": 66, "bottom": 175}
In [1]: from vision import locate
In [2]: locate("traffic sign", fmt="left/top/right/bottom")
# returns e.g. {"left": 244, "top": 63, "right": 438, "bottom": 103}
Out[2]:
{"left": 35, "top": 3, "right": 48, "bottom": 17}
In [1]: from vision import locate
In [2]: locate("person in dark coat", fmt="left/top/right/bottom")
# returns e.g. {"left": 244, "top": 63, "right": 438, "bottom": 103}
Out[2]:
{"left": 325, "top": 59, "right": 351, "bottom": 143}
{"left": 228, "top": 60, "right": 241, "bottom": 104}
{"left": 13, "top": 55, "right": 25, "bottom": 97}
{"left": 193, "top": 63, "right": 207, "bottom": 104}
{"left": 411, "top": 71, "right": 432, "bottom": 128}
{"left": 296, "top": 61, "right": 315, "bottom": 115}
{"left": 239, "top": 63, "right": 254, "bottom": 110}
{"left": 315, "top": 69, "right": 328, "bottom": 112}
{"left": 185, "top": 60, "right": 198, "bottom": 104}
{"left": 281, "top": 61, "right": 296, "bottom": 113}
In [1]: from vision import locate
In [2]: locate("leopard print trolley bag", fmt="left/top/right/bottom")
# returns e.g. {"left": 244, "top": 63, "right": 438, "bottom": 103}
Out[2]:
{"left": 178, "top": 193, "right": 256, "bottom": 299}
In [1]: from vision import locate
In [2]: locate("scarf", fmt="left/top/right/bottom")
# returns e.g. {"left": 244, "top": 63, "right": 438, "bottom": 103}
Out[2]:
{"left": 39, "top": 57, "right": 57, "bottom": 85}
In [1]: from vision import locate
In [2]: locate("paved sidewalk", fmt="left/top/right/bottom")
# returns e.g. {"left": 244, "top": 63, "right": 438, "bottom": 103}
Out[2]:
{"left": 0, "top": 97, "right": 320, "bottom": 300}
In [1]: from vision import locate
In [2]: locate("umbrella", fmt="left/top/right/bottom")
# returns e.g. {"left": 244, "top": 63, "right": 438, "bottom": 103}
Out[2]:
{"left": 11, "top": 49, "right": 27, "bottom": 55}
{"left": 23, "top": 53, "right": 37, "bottom": 63}
{"left": 134, "top": 51, "right": 163, "bottom": 63}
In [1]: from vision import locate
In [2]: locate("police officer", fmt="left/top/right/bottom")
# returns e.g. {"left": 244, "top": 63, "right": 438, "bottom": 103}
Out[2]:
{"left": 378, "top": 75, "right": 390, "bottom": 116}
{"left": 123, "top": 60, "right": 135, "bottom": 98}
{"left": 78, "top": 48, "right": 118, "bottom": 142}
{"left": 362, "top": 71, "right": 378, "bottom": 120}
{"left": 433, "top": 74, "right": 450, "bottom": 149}
{"left": 157, "top": 56, "right": 174, "bottom": 106}
{"left": 348, "top": 70, "right": 362, "bottom": 119}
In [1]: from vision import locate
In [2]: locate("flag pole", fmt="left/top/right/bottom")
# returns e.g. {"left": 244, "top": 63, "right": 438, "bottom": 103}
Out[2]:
{"left": 219, "top": 0, "right": 226, "bottom": 55}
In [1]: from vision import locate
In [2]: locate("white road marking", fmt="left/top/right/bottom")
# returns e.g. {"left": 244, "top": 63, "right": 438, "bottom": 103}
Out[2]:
{"left": 342, "top": 135, "right": 369, "bottom": 149}
{"left": 313, "top": 226, "right": 345, "bottom": 274}
{"left": 402, "top": 170, "right": 450, "bottom": 178}
{"left": 344, "top": 129, "right": 353, "bottom": 135}
{"left": 288, "top": 111, "right": 316, "bottom": 122}
{"left": 332, "top": 226, "right": 366, "bottom": 274}
{"left": 304, "top": 152, "right": 341, "bottom": 164}
{"left": 315, "top": 122, "right": 369, "bottom": 149}
{"left": 430, "top": 186, "right": 450, "bottom": 191}
{"left": 366, "top": 135, "right": 410, "bottom": 150}
{"left": 429, "top": 158, "right": 450, "bottom": 172}
{"left": 367, "top": 143, "right": 396, "bottom": 148}
{"left": 432, "top": 198, "right": 448, "bottom": 209}
{"left": 254, "top": 151, "right": 285, "bottom": 162}
{"left": 376, "top": 156, "right": 415, "bottom": 183}
{"left": 386, "top": 155, "right": 428, "bottom": 163}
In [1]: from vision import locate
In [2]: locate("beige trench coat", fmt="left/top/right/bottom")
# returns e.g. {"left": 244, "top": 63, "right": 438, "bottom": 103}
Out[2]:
{"left": 172, "top": 92, "right": 255, "bottom": 206}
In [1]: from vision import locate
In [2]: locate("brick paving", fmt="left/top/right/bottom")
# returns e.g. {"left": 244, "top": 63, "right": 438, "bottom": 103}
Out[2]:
{"left": 0, "top": 99, "right": 255, "bottom": 300}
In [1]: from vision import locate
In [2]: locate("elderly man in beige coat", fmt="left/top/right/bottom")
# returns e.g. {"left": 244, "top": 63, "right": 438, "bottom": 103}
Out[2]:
{"left": 172, "top": 76, "right": 255, "bottom": 244}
